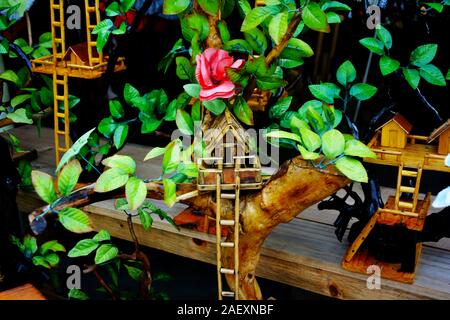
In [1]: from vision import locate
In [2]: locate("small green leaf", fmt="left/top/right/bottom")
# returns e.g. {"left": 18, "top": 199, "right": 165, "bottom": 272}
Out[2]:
{"left": 198, "top": 0, "right": 219, "bottom": 15}
{"left": 58, "top": 159, "right": 82, "bottom": 196}
{"left": 335, "top": 156, "right": 368, "bottom": 183}
{"left": 349, "top": 83, "right": 377, "bottom": 101}
{"left": 162, "top": 140, "right": 181, "bottom": 174}
{"left": 125, "top": 264, "right": 143, "bottom": 281}
{"left": 163, "top": 0, "right": 190, "bottom": 14}
{"left": 138, "top": 209, "right": 153, "bottom": 230}
{"left": 269, "top": 12, "right": 288, "bottom": 45}
{"left": 299, "top": 127, "right": 321, "bottom": 152}
{"left": 105, "top": 2, "right": 120, "bottom": 16}
{"left": 203, "top": 99, "right": 227, "bottom": 115}
{"left": 308, "top": 83, "right": 340, "bottom": 104}
{"left": 125, "top": 177, "right": 147, "bottom": 210}
{"left": 410, "top": 44, "right": 438, "bottom": 67}
{"left": 175, "top": 56, "right": 194, "bottom": 81}
{"left": 359, "top": 38, "right": 384, "bottom": 55}
{"left": 223, "top": 39, "right": 252, "bottom": 53}
{"left": 243, "top": 28, "right": 268, "bottom": 55}
{"left": 102, "top": 155, "right": 136, "bottom": 174}
{"left": 95, "top": 244, "right": 119, "bottom": 264}
{"left": 233, "top": 96, "right": 254, "bottom": 125}
{"left": 7, "top": 108, "right": 32, "bottom": 124}
{"left": 124, "top": 83, "right": 140, "bottom": 105}
{"left": 322, "top": 129, "right": 345, "bottom": 159}
{"left": 218, "top": 21, "right": 230, "bottom": 43}
{"left": 40, "top": 240, "right": 66, "bottom": 254}
{"left": 297, "top": 144, "right": 320, "bottom": 160}
{"left": 326, "top": 12, "right": 342, "bottom": 24}
{"left": 93, "top": 230, "right": 111, "bottom": 242}
{"left": 24, "top": 235, "right": 38, "bottom": 255}
{"left": 0, "top": 70, "right": 19, "bottom": 84}
{"left": 379, "top": 56, "right": 400, "bottom": 76}
{"left": 94, "top": 168, "right": 130, "bottom": 192}
{"left": 44, "top": 253, "right": 60, "bottom": 267}
{"left": 163, "top": 179, "right": 177, "bottom": 207}
{"left": 402, "top": 68, "right": 420, "bottom": 89}
{"left": 344, "top": 139, "right": 376, "bottom": 158}
{"left": 241, "top": 5, "right": 281, "bottom": 32}
{"left": 31, "top": 171, "right": 57, "bottom": 204}
{"left": 59, "top": 208, "right": 94, "bottom": 233}
{"left": 302, "top": 3, "right": 330, "bottom": 33}
{"left": 139, "top": 113, "right": 163, "bottom": 134}
{"left": 446, "top": 69, "right": 450, "bottom": 80}
{"left": 113, "top": 124, "right": 129, "bottom": 149}
{"left": 191, "top": 100, "right": 201, "bottom": 122}
{"left": 183, "top": 84, "right": 201, "bottom": 98}
{"left": 336, "top": 60, "right": 356, "bottom": 86}
{"left": 256, "top": 76, "right": 287, "bottom": 90}
{"left": 269, "top": 96, "right": 292, "bottom": 119}
{"left": 109, "top": 100, "right": 124, "bottom": 119}
{"left": 11, "top": 94, "right": 31, "bottom": 108}
{"left": 56, "top": 128, "right": 96, "bottom": 173}
{"left": 265, "top": 130, "right": 302, "bottom": 143}
{"left": 321, "top": 1, "right": 351, "bottom": 11}
{"left": 32, "top": 256, "right": 50, "bottom": 269}
{"left": 68, "top": 288, "right": 89, "bottom": 300}
{"left": 376, "top": 25, "right": 392, "bottom": 50}
{"left": 176, "top": 109, "right": 194, "bottom": 135}
{"left": 144, "top": 147, "right": 166, "bottom": 161}
{"left": 425, "top": 2, "right": 444, "bottom": 12}
{"left": 419, "top": 64, "right": 446, "bottom": 86}
{"left": 280, "top": 38, "right": 314, "bottom": 60}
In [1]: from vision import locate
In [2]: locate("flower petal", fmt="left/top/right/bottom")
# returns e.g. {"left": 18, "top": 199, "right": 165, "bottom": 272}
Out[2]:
{"left": 231, "top": 59, "right": 245, "bottom": 69}
{"left": 199, "top": 54, "right": 213, "bottom": 88}
{"left": 199, "top": 81, "right": 235, "bottom": 101}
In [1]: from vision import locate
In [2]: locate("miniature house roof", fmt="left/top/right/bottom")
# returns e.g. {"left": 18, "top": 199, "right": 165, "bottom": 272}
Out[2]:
{"left": 427, "top": 119, "right": 450, "bottom": 143}
{"left": 203, "top": 109, "right": 251, "bottom": 154}
{"left": 376, "top": 113, "right": 413, "bottom": 134}
{"left": 63, "top": 42, "right": 97, "bottom": 63}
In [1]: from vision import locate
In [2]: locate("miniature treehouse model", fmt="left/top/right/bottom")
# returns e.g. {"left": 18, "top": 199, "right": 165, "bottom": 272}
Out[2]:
{"left": 427, "top": 119, "right": 450, "bottom": 155}
{"left": 197, "top": 109, "right": 262, "bottom": 300}
{"left": 31, "top": 0, "right": 125, "bottom": 164}
{"left": 343, "top": 115, "right": 449, "bottom": 283}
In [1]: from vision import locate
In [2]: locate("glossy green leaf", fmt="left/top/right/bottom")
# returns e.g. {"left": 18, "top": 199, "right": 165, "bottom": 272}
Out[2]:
{"left": 59, "top": 208, "right": 94, "bottom": 233}
{"left": 299, "top": 127, "right": 321, "bottom": 152}
{"left": 203, "top": 99, "right": 227, "bottom": 115}
{"left": 40, "top": 240, "right": 66, "bottom": 254}
{"left": 336, "top": 60, "right": 356, "bottom": 86}
{"left": 138, "top": 209, "right": 153, "bottom": 230}
{"left": 93, "top": 230, "right": 111, "bottom": 242}
{"left": 233, "top": 96, "right": 254, "bottom": 125}
{"left": 302, "top": 3, "right": 330, "bottom": 33}
{"left": 297, "top": 144, "right": 320, "bottom": 160}
{"left": 163, "top": 0, "right": 190, "bottom": 14}
{"left": 113, "top": 124, "right": 129, "bottom": 149}
{"left": 243, "top": 28, "right": 267, "bottom": 55}
{"left": 359, "top": 38, "right": 384, "bottom": 55}
{"left": 198, "top": 0, "right": 219, "bottom": 15}
{"left": 31, "top": 171, "right": 57, "bottom": 204}
{"left": 379, "top": 56, "right": 400, "bottom": 76}
{"left": 321, "top": 1, "right": 351, "bottom": 11}
{"left": 109, "top": 100, "right": 124, "bottom": 119}
{"left": 126, "top": 177, "right": 147, "bottom": 210}
{"left": 56, "top": 128, "right": 96, "bottom": 173}
{"left": 308, "top": 83, "right": 340, "bottom": 104}
{"left": 256, "top": 76, "right": 287, "bottom": 90}
{"left": 144, "top": 147, "right": 166, "bottom": 161}
{"left": 11, "top": 94, "right": 31, "bottom": 108}
{"left": 102, "top": 155, "right": 136, "bottom": 174}
{"left": 322, "top": 129, "right": 345, "bottom": 159}
{"left": 32, "top": 256, "right": 50, "bottom": 269}
{"left": 68, "top": 288, "right": 89, "bottom": 300}
{"left": 269, "top": 96, "right": 292, "bottom": 119}
{"left": 94, "top": 168, "right": 130, "bottom": 192}
{"left": 402, "top": 68, "right": 420, "bottom": 89}
{"left": 175, "top": 56, "right": 193, "bottom": 81}
{"left": 241, "top": 5, "right": 281, "bottom": 32}
{"left": 265, "top": 130, "right": 302, "bottom": 143}
{"left": 176, "top": 109, "right": 194, "bottom": 135}
{"left": 335, "top": 156, "right": 368, "bottom": 183}
{"left": 162, "top": 140, "right": 181, "bottom": 174}
{"left": 419, "top": 64, "right": 446, "bottom": 86}
{"left": 163, "top": 179, "right": 177, "bottom": 207}
{"left": 349, "top": 83, "right": 377, "bottom": 101}
{"left": 223, "top": 39, "right": 252, "bottom": 53}
{"left": 376, "top": 25, "right": 392, "bottom": 49}
{"left": 58, "top": 159, "right": 82, "bottom": 196}
{"left": 68, "top": 239, "right": 99, "bottom": 257}
{"left": 95, "top": 244, "right": 119, "bottom": 264}
{"left": 7, "top": 109, "right": 32, "bottom": 124}
{"left": 410, "top": 44, "right": 437, "bottom": 67}
{"left": 269, "top": 12, "right": 288, "bottom": 45}
{"left": 280, "top": 38, "right": 314, "bottom": 60}
{"left": 0, "top": 70, "right": 19, "bottom": 84}
{"left": 183, "top": 84, "right": 201, "bottom": 98}
{"left": 344, "top": 139, "right": 376, "bottom": 158}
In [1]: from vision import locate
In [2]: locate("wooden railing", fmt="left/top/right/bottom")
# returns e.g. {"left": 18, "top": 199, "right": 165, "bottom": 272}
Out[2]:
{"left": 424, "top": 152, "right": 445, "bottom": 166}
{"left": 407, "top": 134, "right": 428, "bottom": 145}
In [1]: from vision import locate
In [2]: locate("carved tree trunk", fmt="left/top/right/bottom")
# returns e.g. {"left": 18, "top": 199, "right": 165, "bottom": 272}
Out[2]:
{"left": 29, "top": 157, "right": 349, "bottom": 300}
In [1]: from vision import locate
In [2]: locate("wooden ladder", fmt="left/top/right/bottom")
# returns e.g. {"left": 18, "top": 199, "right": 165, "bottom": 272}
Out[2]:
{"left": 50, "top": 0, "right": 66, "bottom": 60}
{"left": 53, "top": 72, "right": 70, "bottom": 164}
{"left": 394, "top": 162, "right": 423, "bottom": 212}
{"left": 215, "top": 173, "right": 241, "bottom": 300}
{"left": 84, "top": 0, "right": 103, "bottom": 66}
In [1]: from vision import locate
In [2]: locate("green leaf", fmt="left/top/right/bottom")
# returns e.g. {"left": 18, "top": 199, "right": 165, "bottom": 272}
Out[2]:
{"left": 379, "top": 56, "right": 400, "bottom": 76}
{"left": 93, "top": 230, "right": 111, "bottom": 242}
{"left": 105, "top": 2, "right": 120, "bottom": 16}
{"left": 269, "top": 96, "right": 292, "bottom": 119}
{"left": 335, "top": 156, "right": 368, "bottom": 183}
{"left": 321, "top": 1, "right": 351, "bottom": 11}
{"left": 280, "top": 38, "right": 314, "bottom": 60}
{"left": 59, "top": 208, "right": 94, "bottom": 233}
{"left": 126, "top": 177, "right": 147, "bottom": 210}
{"left": 265, "top": 130, "right": 302, "bottom": 143}
{"left": 446, "top": 69, "right": 450, "bottom": 80}
{"left": 256, "top": 76, "right": 287, "bottom": 90}
{"left": 102, "top": 155, "right": 136, "bottom": 174}
{"left": 359, "top": 38, "right": 384, "bottom": 55}
{"left": 308, "top": 83, "right": 340, "bottom": 104}
{"left": 164, "top": 99, "right": 178, "bottom": 121}
{"left": 44, "top": 252, "right": 60, "bottom": 267}
{"left": 322, "top": 129, "right": 345, "bottom": 159}
{"left": 144, "top": 147, "right": 166, "bottom": 161}
{"left": 11, "top": 94, "right": 31, "bottom": 108}
{"left": 233, "top": 96, "right": 254, "bottom": 125}
{"left": 163, "top": 0, "right": 190, "bottom": 14}
{"left": 0, "top": 70, "right": 19, "bottom": 85}
{"left": 183, "top": 84, "right": 201, "bottom": 98}
{"left": 402, "top": 68, "right": 420, "bottom": 89}
{"left": 186, "top": 13, "right": 209, "bottom": 41}
{"left": 109, "top": 100, "right": 124, "bottom": 119}
{"left": 178, "top": 163, "right": 198, "bottom": 178}
{"left": 175, "top": 56, "right": 194, "bottom": 81}
{"left": 278, "top": 58, "right": 303, "bottom": 69}
{"left": 299, "top": 127, "right": 321, "bottom": 152}
{"left": 125, "top": 264, "right": 143, "bottom": 281}
{"left": 162, "top": 140, "right": 181, "bottom": 174}
{"left": 269, "top": 12, "right": 288, "bottom": 45}
{"left": 94, "top": 168, "right": 130, "bottom": 192}
{"left": 95, "top": 244, "right": 119, "bottom": 264}
{"left": 297, "top": 144, "right": 320, "bottom": 160}
{"left": 58, "top": 159, "right": 82, "bottom": 196}
{"left": 191, "top": 100, "right": 201, "bottom": 122}
{"left": 218, "top": 21, "right": 230, "bottom": 43}
{"left": 425, "top": 2, "right": 444, "bottom": 13}
{"left": 344, "top": 139, "right": 376, "bottom": 158}
{"left": 349, "top": 83, "right": 377, "bottom": 101}
{"left": 120, "top": 0, "right": 135, "bottom": 12}
{"left": 336, "top": 60, "right": 356, "bottom": 86}
{"left": 223, "top": 39, "right": 252, "bottom": 53}
{"left": 98, "top": 117, "right": 118, "bottom": 138}
{"left": 56, "top": 128, "right": 96, "bottom": 173}
{"left": 203, "top": 99, "right": 227, "bottom": 115}
{"left": 376, "top": 25, "right": 392, "bottom": 50}
{"left": 163, "top": 179, "right": 177, "bottom": 207}
{"left": 302, "top": 3, "right": 330, "bottom": 33}
{"left": 241, "top": 5, "right": 281, "bottom": 32}
{"left": 410, "top": 44, "right": 437, "bottom": 67}
{"left": 113, "top": 124, "right": 129, "bottom": 149}
{"left": 139, "top": 113, "right": 163, "bottom": 134}
{"left": 7, "top": 108, "right": 32, "bottom": 124}
{"left": 198, "top": 0, "right": 219, "bottom": 15}
{"left": 68, "top": 288, "right": 89, "bottom": 300}
{"left": 176, "top": 109, "right": 194, "bottom": 135}
{"left": 138, "top": 209, "right": 153, "bottom": 230}
{"left": 419, "top": 64, "right": 446, "bottom": 86}
{"left": 32, "top": 256, "right": 50, "bottom": 269}
{"left": 243, "top": 28, "right": 267, "bottom": 55}
{"left": 326, "top": 12, "right": 342, "bottom": 24}
{"left": 31, "top": 171, "right": 57, "bottom": 204}
{"left": 40, "top": 240, "right": 66, "bottom": 254}
{"left": 124, "top": 83, "right": 140, "bottom": 105}
{"left": 24, "top": 235, "right": 38, "bottom": 255}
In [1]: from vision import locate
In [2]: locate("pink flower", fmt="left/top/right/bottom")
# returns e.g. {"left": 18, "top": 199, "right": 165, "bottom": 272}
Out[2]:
{"left": 195, "top": 48, "right": 245, "bottom": 101}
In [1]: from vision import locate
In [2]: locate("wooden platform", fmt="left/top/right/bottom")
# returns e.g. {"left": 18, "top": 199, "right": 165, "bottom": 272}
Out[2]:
{"left": 10, "top": 126, "right": 450, "bottom": 300}
{"left": 0, "top": 283, "right": 46, "bottom": 300}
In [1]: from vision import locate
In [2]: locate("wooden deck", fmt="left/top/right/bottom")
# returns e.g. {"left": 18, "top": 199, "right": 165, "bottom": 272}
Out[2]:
{"left": 10, "top": 126, "right": 450, "bottom": 300}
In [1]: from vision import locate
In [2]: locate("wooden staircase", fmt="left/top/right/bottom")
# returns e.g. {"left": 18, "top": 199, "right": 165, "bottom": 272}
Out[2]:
{"left": 84, "top": 0, "right": 103, "bottom": 66}
{"left": 394, "top": 162, "right": 423, "bottom": 212}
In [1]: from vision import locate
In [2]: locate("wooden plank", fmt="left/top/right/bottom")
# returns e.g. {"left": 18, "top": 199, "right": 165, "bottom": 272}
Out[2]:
{"left": 0, "top": 283, "right": 46, "bottom": 300}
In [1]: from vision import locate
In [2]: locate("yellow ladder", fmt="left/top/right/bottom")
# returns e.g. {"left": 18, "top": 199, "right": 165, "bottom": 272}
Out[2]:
{"left": 215, "top": 173, "right": 240, "bottom": 300}
{"left": 53, "top": 72, "right": 70, "bottom": 164}
{"left": 394, "top": 162, "right": 423, "bottom": 212}
{"left": 50, "top": 0, "right": 66, "bottom": 60}
{"left": 84, "top": 0, "right": 103, "bottom": 66}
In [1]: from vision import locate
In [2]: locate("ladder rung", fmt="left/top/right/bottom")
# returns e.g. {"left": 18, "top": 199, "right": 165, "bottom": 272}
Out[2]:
{"left": 402, "top": 170, "right": 418, "bottom": 177}
{"left": 88, "top": 41, "right": 97, "bottom": 46}
{"left": 55, "top": 80, "right": 65, "bottom": 85}
{"left": 398, "top": 201, "right": 413, "bottom": 209}
{"left": 220, "top": 220, "right": 235, "bottom": 226}
{"left": 56, "top": 131, "right": 67, "bottom": 135}
{"left": 51, "top": 5, "right": 61, "bottom": 10}
{"left": 87, "top": 25, "right": 95, "bottom": 29}
{"left": 221, "top": 291, "right": 235, "bottom": 297}
{"left": 52, "top": 22, "right": 61, "bottom": 27}
{"left": 87, "top": 7, "right": 96, "bottom": 12}
{"left": 54, "top": 38, "right": 62, "bottom": 43}
{"left": 56, "top": 112, "right": 66, "bottom": 118}
{"left": 220, "top": 242, "right": 235, "bottom": 248}
{"left": 220, "top": 268, "right": 234, "bottom": 275}
{"left": 400, "top": 186, "right": 415, "bottom": 193}
{"left": 55, "top": 95, "right": 65, "bottom": 101}
{"left": 221, "top": 193, "right": 236, "bottom": 199}
{"left": 58, "top": 148, "right": 68, "bottom": 152}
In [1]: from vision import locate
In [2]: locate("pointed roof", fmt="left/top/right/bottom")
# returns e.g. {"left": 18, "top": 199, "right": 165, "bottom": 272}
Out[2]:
{"left": 428, "top": 119, "right": 450, "bottom": 143}
{"left": 63, "top": 42, "right": 98, "bottom": 64}
{"left": 376, "top": 113, "right": 413, "bottom": 133}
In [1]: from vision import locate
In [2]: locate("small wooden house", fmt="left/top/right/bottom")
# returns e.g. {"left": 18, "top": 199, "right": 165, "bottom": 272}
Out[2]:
{"left": 376, "top": 113, "right": 413, "bottom": 149}
{"left": 427, "top": 119, "right": 450, "bottom": 155}
{"left": 197, "top": 109, "right": 261, "bottom": 190}
{"left": 63, "top": 43, "right": 96, "bottom": 66}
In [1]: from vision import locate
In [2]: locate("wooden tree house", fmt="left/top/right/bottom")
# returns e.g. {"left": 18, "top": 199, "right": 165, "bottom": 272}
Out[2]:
{"left": 197, "top": 109, "right": 262, "bottom": 300}
{"left": 377, "top": 113, "right": 413, "bottom": 149}
{"left": 427, "top": 119, "right": 450, "bottom": 155}
{"left": 31, "top": 0, "right": 125, "bottom": 164}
